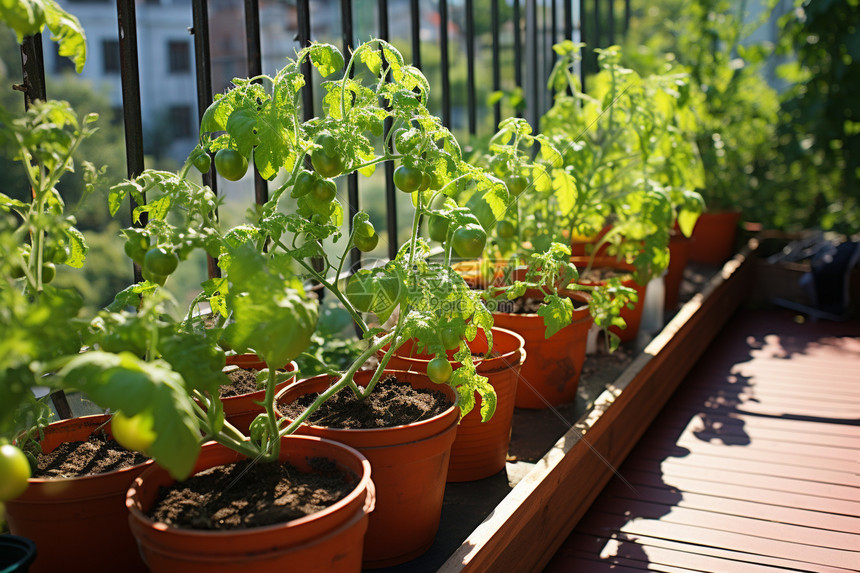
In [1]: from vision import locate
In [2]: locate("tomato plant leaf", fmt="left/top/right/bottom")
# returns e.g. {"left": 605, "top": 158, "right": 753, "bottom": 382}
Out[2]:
{"left": 307, "top": 43, "right": 344, "bottom": 78}
{"left": 43, "top": 0, "right": 86, "bottom": 73}
{"left": 536, "top": 294, "right": 574, "bottom": 339}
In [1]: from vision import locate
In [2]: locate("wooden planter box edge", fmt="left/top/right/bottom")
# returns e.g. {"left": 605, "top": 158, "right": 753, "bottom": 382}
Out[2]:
{"left": 438, "top": 238, "right": 759, "bottom": 573}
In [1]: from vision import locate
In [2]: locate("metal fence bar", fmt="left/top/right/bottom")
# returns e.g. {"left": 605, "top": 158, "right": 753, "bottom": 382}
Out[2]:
{"left": 341, "top": 0, "right": 362, "bottom": 272}
{"left": 297, "top": 0, "right": 314, "bottom": 121}
{"left": 116, "top": 0, "right": 147, "bottom": 285}
{"left": 525, "top": 0, "right": 538, "bottom": 130}
{"left": 379, "top": 0, "right": 398, "bottom": 261}
{"left": 410, "top": 0, "right": 422, "bottom": 69}
{"left": 244, "top": 0, "right": 268, "bottom": 206}
{"left": 580, "top": 0, "right": 588, "bottom": 89}
{"left": 18, "top": 35, "right": 46, "bottom": 108}
{"left": 491, "top": 0, "right": 501, "bottom": 129}
{"left": 191, "top": 0, "right": 221, "bottom": 279}
{"left": 439, "top": 0, "right": 451, "bottom": 128}
{"left": 465, "top": 0, "right": 477, "bottom": 135}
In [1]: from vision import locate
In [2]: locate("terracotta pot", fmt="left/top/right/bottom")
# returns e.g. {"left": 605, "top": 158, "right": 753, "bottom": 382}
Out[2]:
{"left": 279, "top": 370, "right": 458, "bottom": 568}
{"left": 383, "top": 327, "right": 526, "bottom": 481}
{"left": 571, "top": 256, "right": 647, "bottom": 343}
{"left": 492, "top": 291, "right": 593, "bottom": 409}
{"left": 665, "top": 231, "right": 692, "bottom": 309}
{"left": 3, "top": 414, "right": 153, "bottom": 573}
{"left": 0, "top": 535, "right": 37, "bottom": 572}
{"left": 222, "top": 355, "right": 298, "bottom": 434}
{"left": 126, "top": 436, "right": 374, "bottom": 573}
{"left": 688, "top": 210, "right": 742, "bottom": 265}
{"left": 570, "top": 224, "right": 612, "bottom": 257}
{"left": 451, "top": 259, "right": 509, "bottom": 289}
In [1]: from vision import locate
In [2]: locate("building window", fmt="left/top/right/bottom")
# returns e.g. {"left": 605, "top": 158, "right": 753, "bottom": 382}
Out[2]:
{"left": 103, "top": 39, "right": 120, "bottom": 74}
{"left": 53, "top": 44, "right": 76, "bottom": 74}
{"left": 168, "top": 41, "right": 190, "bottom": 74}
{"left": 169, "top": 105, "right": 193, "bottom": 139}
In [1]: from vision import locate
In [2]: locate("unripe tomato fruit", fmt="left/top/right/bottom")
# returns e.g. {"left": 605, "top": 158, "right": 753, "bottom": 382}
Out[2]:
{"left": 311, "top": 135, "right": 344, "bottom": 178}
{"left": 41, "top": 262, "right": 56, "bottom": 284}
{"left": 427, "top": 215, "right": 449, "bottom": 242}
{"left": 193, "top": 153, "right": 211, "bottom": 174}
{"left": 451, "top": 224, "right": 487, "bottom": 259}
{"left": 354, "top": 232, "right": 379, "bottom": 252}
{"left": 312, "top": 179, "right": 337, "bottom": 203}
{"left": 355, "top": 219, "right": 375, "bottom": 237}
{"left": 111, "top": 411, "right": 156, "bottom": 454}
{"left": 291, "top": 171, "right": 315, "bottom": 198}
{"left": 124, "top": 230, "right": 150, "bottom": 265}
{"left": 427, "top": 356, "right": 453, "bottom": 384}
{"left": 144, "top": 247, "right": 179, "bottom": 277}
{"left": 506, "top": 174, "right": 529, "bottom": 196}
{"left": 496, "top": 220, "right": 517, "bottom": 239}
{"left": 393, "top": 165, "right": 423, "bottom": 193}
{"left": 214, "top": 149, "right": 248, "bottom": 181}
{"left": 0, "top": 444, "right": 31, "bottom": 501}
{"left": 441, "top": 327, "right": 461, "bottom": 350}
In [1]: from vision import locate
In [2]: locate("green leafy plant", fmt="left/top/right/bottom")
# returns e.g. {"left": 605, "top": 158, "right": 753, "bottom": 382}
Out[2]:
{"left": 0, "top": 0, "right": 92, "bottom": 498}
{"left": 37, "top": 39, "right": 530, "bottom": 481}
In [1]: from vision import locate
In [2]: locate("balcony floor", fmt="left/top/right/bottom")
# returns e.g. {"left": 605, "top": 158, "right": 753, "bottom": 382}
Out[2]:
{"left": 544, "top": 308, "right": 860, "bottom": 572}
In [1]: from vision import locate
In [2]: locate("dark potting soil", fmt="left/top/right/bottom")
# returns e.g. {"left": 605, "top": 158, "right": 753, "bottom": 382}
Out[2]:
{"left": 220, "top": 367, "right": 261, "bottom": 398}
{"left": 147, "top": 458, "right": 358, "bottom": 530}
{"left": 490, "top": 295, "right": 588, "bottom": 315}
{"left": 278, "top": 376, "right": 452, "bottom": 429}
{"left": 32, "top": 430, "right": 149, "bottom": 479}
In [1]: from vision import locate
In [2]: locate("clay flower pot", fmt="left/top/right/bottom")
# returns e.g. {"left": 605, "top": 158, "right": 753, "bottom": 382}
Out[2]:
{"left": 3, "top": 414, "right": 153, "bottom": 573}
{"left": 570, "top": 256, "right": 647, "bottom": 343}
{"left": 278, "top": 370, "right": 459, "bottom": 568}
{"left": 126, "top": 436, "right": 375, "bottom": 573}
{"left": 383, "top": 327, "right": 526, "bottom": 481}
{"left": 492, "top": 291, "right": 593, "bottom": 409}
{"left": 688, "top": 210, "right": 742, "bottom": 265}
{"left": 221, "top": 354, "right": 298, "bottom": 434}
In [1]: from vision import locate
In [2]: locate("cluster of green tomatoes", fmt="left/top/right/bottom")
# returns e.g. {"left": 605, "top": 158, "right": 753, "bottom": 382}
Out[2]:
{"left": 123, "top": 229, "right": 180, "bottom": 285}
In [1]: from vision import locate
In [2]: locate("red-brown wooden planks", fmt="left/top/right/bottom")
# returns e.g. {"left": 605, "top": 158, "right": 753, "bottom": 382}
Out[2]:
{"left": 545, "top": 309, "right": 860, "bottom": 573}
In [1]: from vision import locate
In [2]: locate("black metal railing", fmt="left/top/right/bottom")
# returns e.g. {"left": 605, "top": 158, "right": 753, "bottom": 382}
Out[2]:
{"left": 17, "top": 0, "right": 627, "bottom": 275}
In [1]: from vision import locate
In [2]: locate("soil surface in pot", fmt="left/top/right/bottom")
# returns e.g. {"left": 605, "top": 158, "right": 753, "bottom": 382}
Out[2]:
{"left": 220, "top": 367, "right": 263, "bottom": 398}
{"left": 147, "top": 458, "right": 357, "bottom": 530}
{"left": 32, "top": 430, "right": 148, "bottom": 479}
{"left": 278, "top": 376, "right": 451, "bottom": 429}
{"left": 490, "top": 295, "right": 587, "bottom": 315}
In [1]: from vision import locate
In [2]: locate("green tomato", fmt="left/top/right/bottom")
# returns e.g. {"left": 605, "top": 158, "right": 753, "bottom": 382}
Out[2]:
{"left": 419, "top": 172, "right": 432, "bottom": 192}
{"left": 393, "top": 165, "right": 423, "bottom": 193}
{"left": 506, "top": 174, "right": 529, "bottom": 196}
{"left": 41, "top": 262, "right": 55, "bottom": 284}
{"left": 111, "top": 411, "right": 156, "bottom": 454}
{"left": 43, "top": 242, "right": 69, "bottom": 265}
{"left": 214, "top": 149, "right": 249, "bottom": 181}
{"left": 496, "top": 220, "right": 517, "bottom": 239}
{"left": 193, "top": 153, "right": 211, "bottom": 174}
{"left": 441, "top": 327, "right": 461, "bottom": 350}
{"left": 141, "top": 267, "right": 167, "bottom": 286}
{"left": 311, "top": 178, "right": 337, "bottom": 203}
{"left": 144, "top": 247, "right": 179, "bottom": 277}
{"left": 0, "top": 444, "right": 31, "bottom": 501}
{"left": 353, "top": 232, "right": 379, "bottom": 252}
{"left": 427, "top": 215, "right": 449, "bottom": 242}
{"left": 311, "top": 136, "right": 344, "bottom": 178}
{"left": 291, "top": 171, "right": 316, "bottom": 198}
{"left": 355, "top": 219, "right": 375, "bottom": 238}
{"left": 427, "top": 356, "right": 453, "bottom": 384}
{"left": 123, "top": 229, "right": 150, "bottom": 265}
{"left": 451, "top": 224, "right": 487, "bottom": 259}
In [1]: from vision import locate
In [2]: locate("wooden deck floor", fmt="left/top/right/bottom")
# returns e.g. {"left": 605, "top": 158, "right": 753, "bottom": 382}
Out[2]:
{"left": 544, "top": 309, "right": 860, "bottom": 573}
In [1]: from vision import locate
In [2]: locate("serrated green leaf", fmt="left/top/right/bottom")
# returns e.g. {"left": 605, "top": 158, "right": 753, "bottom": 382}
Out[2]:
{"left": 43, "top": 0, "right": 86, "bottom": 73}
{"left": 536, "top": 295, "right": 574, "bottom": 339}
{"left": 63, "top": 226, "right": 87, "bottom": 268}
{"left": 226, "top": 109, "right": 258, "bottom": 157}
{"left": 308, "top": 43, "right": 344, "bottom": 77}
{"left": 552, "top": 168, "right": 578, "bottom": 216}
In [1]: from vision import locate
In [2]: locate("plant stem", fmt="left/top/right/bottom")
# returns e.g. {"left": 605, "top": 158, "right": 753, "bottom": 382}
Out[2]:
{"left": 278, "top": 331, "right": 396, "bottom": 436}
